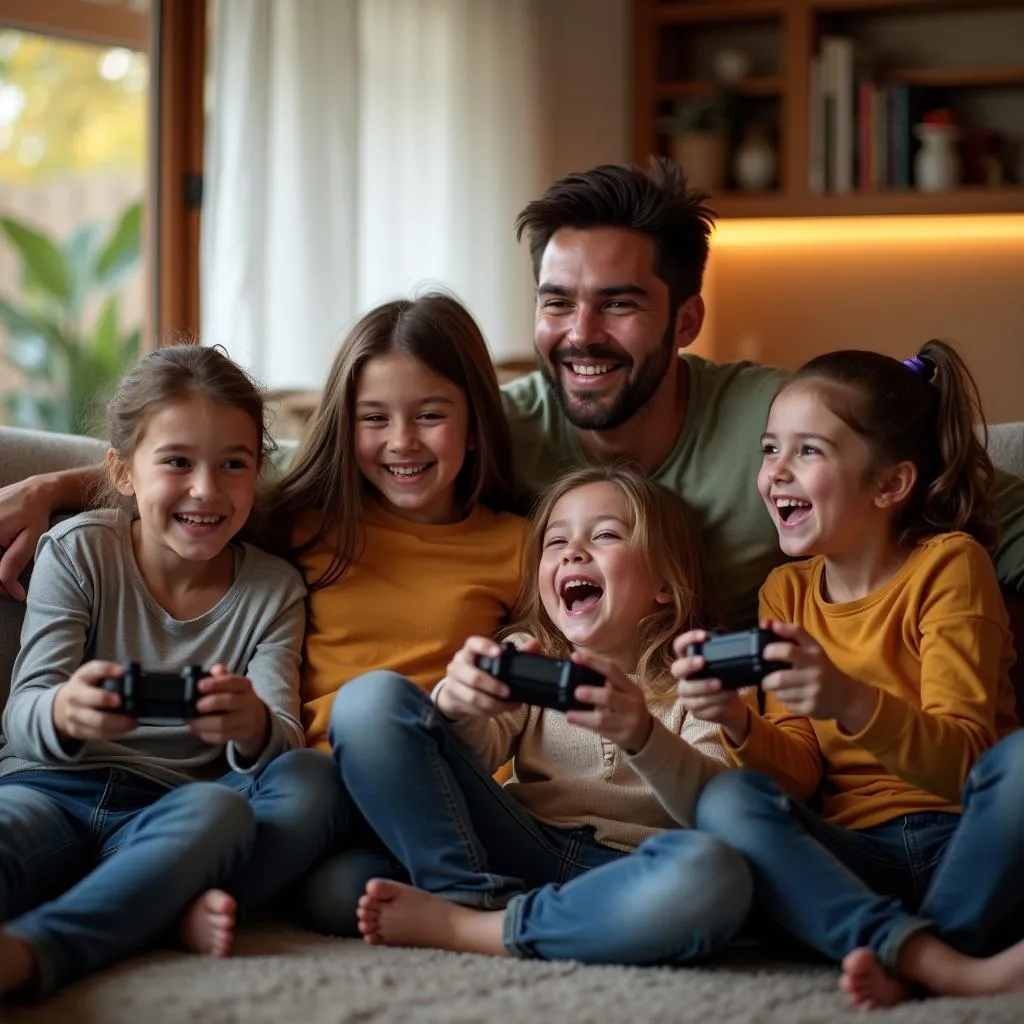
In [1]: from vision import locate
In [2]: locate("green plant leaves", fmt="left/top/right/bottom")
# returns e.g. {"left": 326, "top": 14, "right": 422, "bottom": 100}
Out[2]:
{"left": 0, "top": 217, "right": 71, "bottom": 304}
{"left": 95, "top": 200, "right": 142, "bottom": 292}
{"left": 1, "top": 201, "right": 143, "bottom": 436}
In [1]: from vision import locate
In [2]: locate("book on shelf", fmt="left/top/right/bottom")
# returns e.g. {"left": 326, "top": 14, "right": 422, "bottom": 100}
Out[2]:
{"left": 808, "top": 35, "right": 943, "bottom": 195}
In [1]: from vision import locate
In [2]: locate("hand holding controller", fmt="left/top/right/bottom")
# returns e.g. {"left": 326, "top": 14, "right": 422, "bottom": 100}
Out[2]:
{"left": 682, "top": 627, "right": 790, "bottom": 690}
{"left": 99, "top": 662, "right": 205, "bottom": 719}
{"left": 474, "top": 643, "right": 602, "bottom": 712}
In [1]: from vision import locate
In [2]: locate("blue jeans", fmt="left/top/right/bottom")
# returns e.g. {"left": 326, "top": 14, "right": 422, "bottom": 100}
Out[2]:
{"left": 327, "top": 671, "right": 752, "bottom": 964}
{"left": 0, "top": 748, "right": 350, "bottom": 995}
{"left": 695, "top": 728, "right": 1024, "bottom": 971}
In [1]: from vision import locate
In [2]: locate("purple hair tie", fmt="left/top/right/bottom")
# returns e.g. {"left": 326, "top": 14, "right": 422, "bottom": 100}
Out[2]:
{"left": 903, "top": 355, "right": 935, "bottom": 382}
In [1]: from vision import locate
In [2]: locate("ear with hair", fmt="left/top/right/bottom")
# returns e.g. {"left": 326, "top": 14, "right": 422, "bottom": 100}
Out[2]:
{"left": 674, "top": 294, "right": 704, "bottom": 351}
{"left": 874, "top": 460, "right": 917, "bottom": 510}
{"left": 106, "top": 448, "right": 134, "bottom": 497}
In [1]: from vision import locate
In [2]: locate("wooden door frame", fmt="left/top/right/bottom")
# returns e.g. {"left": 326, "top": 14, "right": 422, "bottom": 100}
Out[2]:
{"left": 154, "top": 0, "right": 205, "bottom": 343}
{"left": 0, "top": 0, "right": 206, "bottom": 346}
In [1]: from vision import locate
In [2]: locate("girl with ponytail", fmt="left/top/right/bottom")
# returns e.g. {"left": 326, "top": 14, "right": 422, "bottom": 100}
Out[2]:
{"left": 675, "top": 340, "right": 1024, "bottom": 1008}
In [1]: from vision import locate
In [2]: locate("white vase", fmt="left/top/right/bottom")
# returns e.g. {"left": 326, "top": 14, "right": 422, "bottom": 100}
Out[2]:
{"left": 914, "top": 124, "right": 960, "bottom": 192}
{"left": 733, "top": 132, "right": 776, "bottom": 191}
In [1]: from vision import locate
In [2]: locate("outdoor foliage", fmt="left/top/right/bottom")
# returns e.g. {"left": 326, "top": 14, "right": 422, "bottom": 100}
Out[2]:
{"left": 0, "top": 200, "right": 142, "bottom": 435}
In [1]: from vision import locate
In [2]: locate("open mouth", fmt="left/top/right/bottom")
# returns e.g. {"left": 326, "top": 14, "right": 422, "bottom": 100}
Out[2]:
{"left": 560, "top": 577, "right": 604, "bottom": 615}
{"left": 775, "top": 497, "right": 812, "bottom": 526}
{"left": 384, "top": 463, "right": 434, "bottom": 480}
{"left": 173, "top": 512, "right": 226, "bottom": 532}
{"left": 561, "top": 359, "right": 626, "bottom": 385}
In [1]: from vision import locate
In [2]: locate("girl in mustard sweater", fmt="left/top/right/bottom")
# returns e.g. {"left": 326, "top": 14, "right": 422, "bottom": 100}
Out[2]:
{"left": 261, "top": 293, "right": 526, "bottom": 933}
{"left": 676, "top": 339, "right": 1024, "bottom": 1007}
{"left": 332, "top": 464, "right": 753, "bottom": 965}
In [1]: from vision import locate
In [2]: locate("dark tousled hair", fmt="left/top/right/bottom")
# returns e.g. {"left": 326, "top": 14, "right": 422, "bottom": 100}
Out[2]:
{"left": 103, "top": 343, "right": 272, "bottom": 513}
{"left": 790, "top": 339, "right": 998, "bottom": 550}
{"left": 502, "top": 463, "right": 721, "bottom": 698}
{"left": 263, "top": 292, "right": 517, "bottom": 589}
{"left": 513, "top": 157, "right": 716, "bottom": 318}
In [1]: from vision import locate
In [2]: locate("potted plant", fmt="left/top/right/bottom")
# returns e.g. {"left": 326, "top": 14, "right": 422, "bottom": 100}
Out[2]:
{"left": 0, "top": 200, "right": 142, "bottom": 436}
{"left": 659, "top": 91, "right": 732, "bottom": 193}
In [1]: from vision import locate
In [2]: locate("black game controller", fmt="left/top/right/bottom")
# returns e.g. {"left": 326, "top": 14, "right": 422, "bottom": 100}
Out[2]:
{"left": 474, "top": 643, "right": 603, "bottom": 711}
{"left": 100, "top": 663, "right": 206, "bottom": 718}
{"left": 683, "top": 628, "right": 790, "bottom": 690}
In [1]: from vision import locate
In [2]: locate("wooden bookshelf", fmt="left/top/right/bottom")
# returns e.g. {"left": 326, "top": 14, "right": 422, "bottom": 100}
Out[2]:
{"left": 634, "top": 0, "right": 1024, "bottom": 217}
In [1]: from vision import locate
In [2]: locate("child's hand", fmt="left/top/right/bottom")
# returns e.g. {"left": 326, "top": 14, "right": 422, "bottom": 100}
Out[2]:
{"left": 564, "top": 651, "right": 653, "bottom": 754}
{"left": 52, "top": 660, "right": 138, "bottom": 741}
{"left": 761, "top": 621, "right": 877, "bottom": 729}
{"left": 435, "top": 636, "right": 527, "bottom": 721}
{"left": 671, "top": 630, "right": 750, "bottom": 744}
{"left": 188, "top": 664, "right": 270, "bottom": 758}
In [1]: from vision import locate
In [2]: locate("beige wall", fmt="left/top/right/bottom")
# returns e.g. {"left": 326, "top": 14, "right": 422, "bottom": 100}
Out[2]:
{"left": 539, "top": 0, "right": 632, "bottom": 181}
{"left": 698, "top": 220, "right": 1024, "bottom": 424}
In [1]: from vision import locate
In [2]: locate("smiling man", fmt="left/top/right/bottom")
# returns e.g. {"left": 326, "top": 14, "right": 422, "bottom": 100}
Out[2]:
{"left": 502, "top": 159, "right": 1024, "bottom": 626}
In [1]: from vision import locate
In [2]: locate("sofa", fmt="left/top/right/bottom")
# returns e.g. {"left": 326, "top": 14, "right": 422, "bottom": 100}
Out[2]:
{"left": 3, "top": 422, "right": 1024, "bottom": 1024}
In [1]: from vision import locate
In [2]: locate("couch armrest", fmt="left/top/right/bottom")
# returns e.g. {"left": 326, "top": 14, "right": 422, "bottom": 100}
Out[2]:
{"left": 0, "top": 426, "right": 107, "bottom": 491}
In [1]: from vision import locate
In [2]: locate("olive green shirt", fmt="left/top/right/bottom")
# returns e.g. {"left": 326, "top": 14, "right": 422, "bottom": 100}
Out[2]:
{"left": 501, "top": 354, "right": 1024, "bottom": 627}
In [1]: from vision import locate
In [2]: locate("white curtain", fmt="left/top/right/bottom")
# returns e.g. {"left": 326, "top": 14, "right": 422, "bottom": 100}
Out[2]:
{"left": 202, "top": 0, "right": 546, "bottom": 390}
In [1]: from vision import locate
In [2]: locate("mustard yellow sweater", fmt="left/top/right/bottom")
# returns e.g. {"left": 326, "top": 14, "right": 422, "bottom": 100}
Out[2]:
{"left": 298, "top": 499, "right": 526, "bottom": 751}
{"left": 729, "top": 532, "right": 1019, "bottom": 830}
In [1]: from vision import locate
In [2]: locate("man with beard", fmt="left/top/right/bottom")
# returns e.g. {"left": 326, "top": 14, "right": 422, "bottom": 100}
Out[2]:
{"left": 503, "top": 159, "right": 1024, "bottom": 625}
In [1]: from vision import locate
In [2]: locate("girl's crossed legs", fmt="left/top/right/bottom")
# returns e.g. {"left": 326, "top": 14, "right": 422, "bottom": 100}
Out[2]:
{"left": 327, "top": 671, "right": 752, "bottom": 964}
{"left": 696, "top": 730, "right": 1024, "bottom": 1007}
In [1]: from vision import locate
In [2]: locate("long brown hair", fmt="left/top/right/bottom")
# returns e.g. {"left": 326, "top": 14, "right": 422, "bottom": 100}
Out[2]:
{"left": 102, "top": 344, "right": 273, "bottom": 514}
{"left": 502, "top": 464, "right": 719, "bottom": 698}
{"left": 262, "top": 292, "right": 517, "bottom": 588}
{"left": 791, "top": 339, "right": 998, "bottom": 550}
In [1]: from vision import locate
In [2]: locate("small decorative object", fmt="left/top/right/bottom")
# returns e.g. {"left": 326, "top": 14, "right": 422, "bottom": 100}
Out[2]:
{"left": 658, "top": 93, "right": 731, "bottom": 192}
{"left": 914, "top": 108, "right": 961, "bottom": 193}
{"left": 711, "top": 48, "right": 751, "bottom": 85}
{"left": 733, "top": 123, "right": 776, "bottom": 191}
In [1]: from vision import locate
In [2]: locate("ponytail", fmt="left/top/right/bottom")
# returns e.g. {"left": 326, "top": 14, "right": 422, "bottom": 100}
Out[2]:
{"left": 913, "top": 339, "right": 998, "bottom": 549}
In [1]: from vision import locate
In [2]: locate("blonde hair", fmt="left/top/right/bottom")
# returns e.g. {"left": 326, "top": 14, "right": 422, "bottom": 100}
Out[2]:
{"left": 262, "top": 293, "right": 517, "bottom": 588}
{"left": 502, "top": 463, "right": 719, "bottom": 697}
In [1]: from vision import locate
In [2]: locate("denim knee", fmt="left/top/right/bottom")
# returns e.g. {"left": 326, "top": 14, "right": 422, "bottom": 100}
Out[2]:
{"left": 259, "top": 748, "right": 348, "bottom": 820}
{"left": 328, "top": 670, "right": 430, "bottom": 756}
{"left": 695, "top": 768, "right": 783, "bottom": 843}
{"left": 644, "top": 830, "right": 753, "bottom": 952}
{"left": 175, "top": 783, "right": 256, "bottom": 837}
{"left": 298, "top": 847, "right": 400, "bottom": 937}
{"left": 975, "top": 728, "right": 1024, "bottom": 782}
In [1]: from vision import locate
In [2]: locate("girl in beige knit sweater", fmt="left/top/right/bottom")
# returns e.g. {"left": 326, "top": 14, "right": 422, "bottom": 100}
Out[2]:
{"left": 329, "top": 464, "right": 753, "bottom": 965}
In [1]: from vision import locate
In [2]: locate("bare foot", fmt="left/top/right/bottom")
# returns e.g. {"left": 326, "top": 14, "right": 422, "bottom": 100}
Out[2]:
{"left": 356, "top": 878, "right": 506, "bottom": 956}
{"left": 0, "top": 929, "right": 36, "bottom": 999}
{"left": 180, "top": 889, "right": 237, "bottom": 957}
{"left": 896, "top": 931, "right": 1024, "bottom": 998}
{"left": 840, "top": 948, "right": 909, "bottom": 1009}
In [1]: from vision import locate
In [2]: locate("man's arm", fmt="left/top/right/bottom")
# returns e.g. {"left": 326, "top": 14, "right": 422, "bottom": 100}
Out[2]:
{"left": 0, "top": 465, "right": 105, "bottom": 600}
{"left": 993, "top": 467, "right": 1024, "bottom": 594}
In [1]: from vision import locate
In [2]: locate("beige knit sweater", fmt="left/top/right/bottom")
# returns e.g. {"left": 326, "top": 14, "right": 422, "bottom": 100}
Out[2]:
{"left": 433, "top": 676, "right": 729, "bottom": 853}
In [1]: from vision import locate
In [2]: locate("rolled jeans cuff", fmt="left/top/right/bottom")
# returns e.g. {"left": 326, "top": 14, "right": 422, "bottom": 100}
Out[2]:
{"left": 502, "top": 891, "right": 529, "bottom": 958}
{"left": 879, "top": 915, "right": 934, "bottom": 973}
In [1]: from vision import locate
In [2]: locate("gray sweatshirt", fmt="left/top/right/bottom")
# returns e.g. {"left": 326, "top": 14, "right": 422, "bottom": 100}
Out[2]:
{"left": 0, "top": 509, "right": 307, "bottom": 787}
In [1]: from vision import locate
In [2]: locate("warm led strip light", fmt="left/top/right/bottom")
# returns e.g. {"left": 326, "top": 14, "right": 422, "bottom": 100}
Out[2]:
{"left": 713, "top": 216, "right": 1024, "bottom": 247}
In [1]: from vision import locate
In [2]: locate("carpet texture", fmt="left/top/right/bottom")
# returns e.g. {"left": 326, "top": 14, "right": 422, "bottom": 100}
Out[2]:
{"left": 6, "top": 927, "right": 1023, "bottom": 1024}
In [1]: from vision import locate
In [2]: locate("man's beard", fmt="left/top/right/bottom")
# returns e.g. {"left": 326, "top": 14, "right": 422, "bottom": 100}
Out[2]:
{"left": 537, "top": 329, "right": 676, "bottom": 431}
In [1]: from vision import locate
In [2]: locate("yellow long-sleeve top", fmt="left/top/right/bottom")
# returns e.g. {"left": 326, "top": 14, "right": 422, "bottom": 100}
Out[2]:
{"left": 729, "top": 532, "right": 1019, "bottom": 830}
{"left": 298, "top": 499, "right": 526, "bottom": 751}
